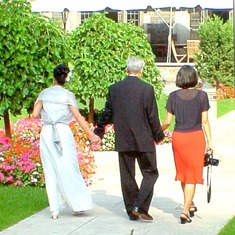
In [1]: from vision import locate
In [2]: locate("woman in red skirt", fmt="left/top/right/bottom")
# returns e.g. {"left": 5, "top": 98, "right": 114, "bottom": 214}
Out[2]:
{"left": 161, "top": 65, "right": 212, "bottom": 224}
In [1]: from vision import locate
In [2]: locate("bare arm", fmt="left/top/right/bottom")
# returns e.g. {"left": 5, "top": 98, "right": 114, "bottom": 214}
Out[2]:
{"left": 202, "top": 110, "right": 212, "bottom": 152}
{"left": 161, "top": 112, "right": 173, "bottom": 131}
{"left": 69, "top": 105, "right": 101, "bottom": 144}
{"left": 32, "top": 100, "right": 43, "bottom": 119}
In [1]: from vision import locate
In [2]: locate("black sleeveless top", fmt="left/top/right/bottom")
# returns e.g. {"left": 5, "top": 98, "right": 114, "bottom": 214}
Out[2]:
{"left": 166, "top": 89, "right": 210, "bottom": 132}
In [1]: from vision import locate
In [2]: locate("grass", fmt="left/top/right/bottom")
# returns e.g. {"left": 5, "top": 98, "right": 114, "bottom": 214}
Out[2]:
{"left": 157, "top": 93, "right": 176, "bottom": 131}
{"left": 0, "top": 96, "right": 234, "bottom": 232}
{"left": 217, "top": 98, "right": 235, "bottom": 118}
{"left": 218, "top": 216, "right": 235, "bottom": 234}
{"left": 0, "top": 110, "right": 28, "bottom": 129}
{"left": 0, "top": 186, "right": 48, "bottom": 231}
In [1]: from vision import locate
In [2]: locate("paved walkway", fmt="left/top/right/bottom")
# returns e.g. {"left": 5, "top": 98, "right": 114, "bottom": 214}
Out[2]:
{"left": 0, "top": 96, "right": 234, "bottom": 234}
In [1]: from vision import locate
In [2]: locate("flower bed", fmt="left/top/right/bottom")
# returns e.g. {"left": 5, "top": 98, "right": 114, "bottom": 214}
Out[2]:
{"left": 196, "top": 80, "right": 234, "bottom": 99}
{"left": 99, "top": 124, "right": 115, "bottom": 151}
{"left": 0, "top": 118, "right": 96, "bottom": 187}
{"left": 214, "top": 82, "right": 235, "bottom": 99}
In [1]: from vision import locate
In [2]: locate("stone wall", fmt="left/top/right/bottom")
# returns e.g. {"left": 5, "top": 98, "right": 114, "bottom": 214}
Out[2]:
{"left": 156, "top": 63, "right": 195, "bottom": 84}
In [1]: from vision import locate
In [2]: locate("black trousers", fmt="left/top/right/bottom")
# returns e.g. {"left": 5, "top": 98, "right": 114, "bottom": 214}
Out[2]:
{"left": 118, "top": 151, "right": 159, "bottom": 217}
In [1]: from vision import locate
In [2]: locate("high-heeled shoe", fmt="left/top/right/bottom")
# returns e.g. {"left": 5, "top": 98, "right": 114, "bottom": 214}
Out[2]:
{"left": 189, "top": 206, "right": 198, "bottom": 217}
{"left": 180, "top": 213, "right": 192, "bottom": 224}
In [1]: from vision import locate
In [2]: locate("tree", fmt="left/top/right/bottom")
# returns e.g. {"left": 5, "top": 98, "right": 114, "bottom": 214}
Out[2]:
{"left": 0, "top": 0, "right": 69, "bottom": 137}
{"left": 195, "top": 16, "right": 234, "bottom": 87}
{"left": 67, "top": 13, "right": 163, "bottom": 123}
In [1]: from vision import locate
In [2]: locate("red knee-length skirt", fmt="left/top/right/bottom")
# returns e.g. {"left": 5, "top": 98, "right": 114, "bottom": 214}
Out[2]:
{"left": 172, "top": 130, "right": 206, "bottom": 184}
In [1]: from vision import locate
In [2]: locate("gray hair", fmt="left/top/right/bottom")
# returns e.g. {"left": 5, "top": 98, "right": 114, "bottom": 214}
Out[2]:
{"left": 126, "top": 57, "right": 145, "bottom": 73}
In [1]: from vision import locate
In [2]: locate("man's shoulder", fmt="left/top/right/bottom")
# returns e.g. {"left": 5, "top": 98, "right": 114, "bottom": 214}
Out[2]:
{"left": 139, "top": 79, "right": 152, "bottom": 87}
{"left": 126, "top": 76, "right": 153, "bottom": 88}
{"left": 109, "top": 80, "right": 122, "bottom": 91}
{"left": 110, "top": 76, "right": 153, "bottom": 91}
{"left": 109, "top": 77, "right": 128, "bottom": 89}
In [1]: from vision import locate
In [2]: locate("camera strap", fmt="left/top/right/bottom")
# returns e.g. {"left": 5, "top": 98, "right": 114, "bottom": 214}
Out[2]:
{"left": 206, "top": 163, "right": 212, "bottom": 203}
{"left": 205, "top": 152, "right": 219, "bottom": 203}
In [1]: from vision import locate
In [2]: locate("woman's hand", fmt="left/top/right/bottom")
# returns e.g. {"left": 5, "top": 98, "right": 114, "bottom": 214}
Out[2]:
{"left": 89, "top": 134, "right": 101, "bottom": 143}
{"left": 161, "top": 112, "right": 173, "bottom": 131}
{"left": 88, "top": 133, "right": 101, "bottom": 150}
{"left": 206, "top": 145, "right": 213, "bottom": 155}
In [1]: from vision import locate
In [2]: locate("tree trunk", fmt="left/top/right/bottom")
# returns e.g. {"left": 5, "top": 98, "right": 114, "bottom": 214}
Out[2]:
{"left": 88, "top": 98, "right": 94, "bottom": 123}
{"left": 4, "top": 110, "right": 12, "bottom": 138}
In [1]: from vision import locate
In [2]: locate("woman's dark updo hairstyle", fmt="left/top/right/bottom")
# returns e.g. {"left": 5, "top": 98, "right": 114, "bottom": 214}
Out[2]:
{"left": 53, "top": 64, "right": 70, "bottom": 85}
{"left": 176, "top": 65, "right": 198, "bottom": 89}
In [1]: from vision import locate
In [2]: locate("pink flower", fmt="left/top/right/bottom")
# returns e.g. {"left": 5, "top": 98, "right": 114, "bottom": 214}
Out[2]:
{"left": 77, "top": 153, "right": 83, "bottom": 161}
{"left": 0, "top": 172, "right": 4, "bottom": 181}
{"left": 90, "top": 143, "right": 101, "bottom": 151}
{"left": 6, "top": 176, "right": 13, "bottom": 183}
{"left": 14, "top": 180, "right": 22, "bottom": 186}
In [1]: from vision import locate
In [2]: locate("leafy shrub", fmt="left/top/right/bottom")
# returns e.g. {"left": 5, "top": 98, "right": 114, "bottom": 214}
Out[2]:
{"left": 196, "top": 16, "right": 234, "bottom": 90}
{"left": 67, "top": 13, "right": 163, "bottom": 122}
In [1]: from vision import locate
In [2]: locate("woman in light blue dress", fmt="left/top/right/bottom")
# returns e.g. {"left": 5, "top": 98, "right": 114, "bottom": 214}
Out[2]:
{"left": 32, "top": 64, "right": 100, "bottom": 219}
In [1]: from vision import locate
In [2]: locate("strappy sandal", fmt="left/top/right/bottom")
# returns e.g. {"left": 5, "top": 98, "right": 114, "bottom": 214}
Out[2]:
{"left": 180, "top": 213, "right": 192, "bottom": 224}
{"left": 189, "top": 206, "right": 198, "bottom": 217}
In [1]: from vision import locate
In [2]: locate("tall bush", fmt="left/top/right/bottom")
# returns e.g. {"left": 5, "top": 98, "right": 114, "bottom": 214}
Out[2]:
{"left": 67, "top": 13, "right": 163, "bottom": 122}
{"left": 0, "top": 0, "right": 69, "bottom": 137}
{"left": 195, "top": 16, "right": 234, "bottom": 88}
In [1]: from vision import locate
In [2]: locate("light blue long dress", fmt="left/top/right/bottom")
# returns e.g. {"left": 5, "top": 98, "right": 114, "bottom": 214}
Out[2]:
{"left": 36, "top": 85, "right": 93, "bottom": 213}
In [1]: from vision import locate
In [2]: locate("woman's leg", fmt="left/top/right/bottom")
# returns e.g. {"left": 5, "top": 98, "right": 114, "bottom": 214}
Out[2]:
{"left": 182, "top": 183, "right": 196, "bottom": 215}
{"left": 179, "top": 183, "right": 196, "bottom": 223}
{"left": 181, "top": 182, "right": 196, "bottom": 207}
{"left": 181, "top": 182, "right": 185, "bottom": 191}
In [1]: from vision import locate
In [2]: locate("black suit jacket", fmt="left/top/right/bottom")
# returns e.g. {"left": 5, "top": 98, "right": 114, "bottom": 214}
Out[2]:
{"left": 95, "top": 76, "right": 164, "bottom": 152}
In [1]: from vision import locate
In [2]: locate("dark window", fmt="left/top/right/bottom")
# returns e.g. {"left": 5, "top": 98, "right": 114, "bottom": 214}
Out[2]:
{"left": 190, "top": 12, "right": 201, "bottom": 29}
{"left": 81, "top": 12, "right": 93, "bottom": 24}
{"left": 127, "top": 11, "right": 139, "bottom": 26}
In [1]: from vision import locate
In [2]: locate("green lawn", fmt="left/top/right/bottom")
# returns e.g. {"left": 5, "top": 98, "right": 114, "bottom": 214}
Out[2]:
{"left": 218, "top": 216, "right": 235, "bottom": 234}
{"left": 0, "top": 186, "right": 48, "bottom": 231}
{"left": 217, "top": 98, "right": 235, "bottom": 118}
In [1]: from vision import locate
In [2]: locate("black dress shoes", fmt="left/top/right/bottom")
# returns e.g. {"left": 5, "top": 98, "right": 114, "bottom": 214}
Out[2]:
{"left": 132, "top": 207, "right": 153, "bottom": 220}
{"left": 129, "top": 214, "right": 139, "bottom": 221}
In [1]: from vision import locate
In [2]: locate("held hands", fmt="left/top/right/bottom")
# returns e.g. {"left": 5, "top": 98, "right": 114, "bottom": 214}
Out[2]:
{"left": 88, "top": 133, "right": 101, "bottom": 150}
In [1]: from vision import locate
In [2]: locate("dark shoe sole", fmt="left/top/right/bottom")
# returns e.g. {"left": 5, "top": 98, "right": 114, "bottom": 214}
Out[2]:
{"left": 132, "top": 210, "right": 153, "bottom": 220}
{"left": 129, "top": 215, "right": 139, "bottom": 221}
{"left": 180, "top": 213, "right": 192, "bottom": 224}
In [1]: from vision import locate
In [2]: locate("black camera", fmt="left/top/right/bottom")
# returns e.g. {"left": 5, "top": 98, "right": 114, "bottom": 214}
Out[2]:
{"left": 204, "top": 153, "right": 219, "bottom": 167}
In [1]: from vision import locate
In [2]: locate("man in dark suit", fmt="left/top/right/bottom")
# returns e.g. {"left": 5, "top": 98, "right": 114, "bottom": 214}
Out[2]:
{"left": 94, "top": 57, "right": 164, "bottom": 221}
